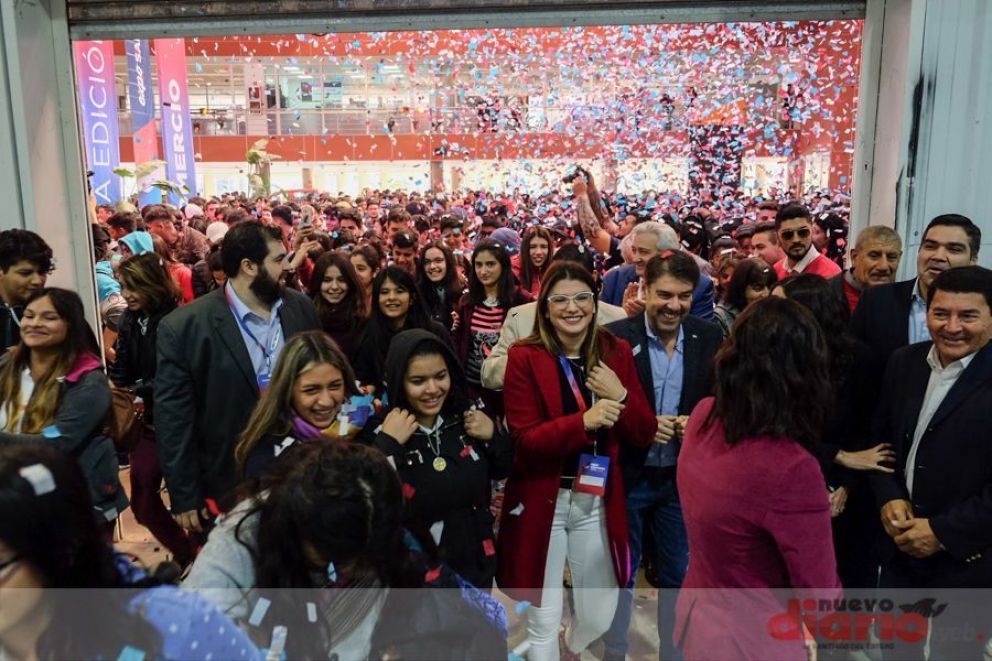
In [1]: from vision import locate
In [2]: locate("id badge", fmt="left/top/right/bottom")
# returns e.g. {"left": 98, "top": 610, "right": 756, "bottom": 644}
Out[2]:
{"left": 257, "top": 373, "right": 271, "bottom": 392}
{"left": 575, "top": 453, "right": 609, "bottom": 496}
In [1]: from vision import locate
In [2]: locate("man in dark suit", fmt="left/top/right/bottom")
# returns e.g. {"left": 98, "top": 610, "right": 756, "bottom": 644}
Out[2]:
{"left": 851, "top": 214, "right": 979, "bottom": 368}
{"left": 602, "top": 252, "right": 723, "bottom": 661}
{"left": 155, "top": 221, "right": 320, "bottom": 533}
{"left": 871, "top": 266, "right": 992, "bottom": 657}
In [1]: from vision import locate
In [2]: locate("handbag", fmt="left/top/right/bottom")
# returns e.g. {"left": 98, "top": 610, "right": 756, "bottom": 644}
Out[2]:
{"left": 107, "top": 387, "right": 145, "bottom": 452}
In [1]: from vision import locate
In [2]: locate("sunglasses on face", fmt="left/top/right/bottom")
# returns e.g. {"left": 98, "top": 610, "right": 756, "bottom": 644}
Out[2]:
{"left": 779, "top": 227, "right": 811, "bottom": 241}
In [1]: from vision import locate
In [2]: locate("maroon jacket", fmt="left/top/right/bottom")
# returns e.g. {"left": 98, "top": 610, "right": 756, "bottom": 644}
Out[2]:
{"left": 496, "top": 336, "right": 656, "bottom": 605}
{"left": 675, "top": 397, "right": 841, "bottom": 660}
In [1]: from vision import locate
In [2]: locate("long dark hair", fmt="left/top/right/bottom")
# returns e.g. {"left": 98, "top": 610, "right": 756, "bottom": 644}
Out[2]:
{"left": 708, "top": 296, "right": 832, "bottom": 448}
{"left": 519, "top": 226, "right": 554, "bottom": 292}
{"left": 389, "top": 334, "right": 470, "bottom": 418}
{"left": 235, "top": 441, "right": 424, "bottom": 658}
{"left": 723, "top": 258, "right": 778, "bottom": 310}
{"left": 416, "top": 241, "right": 461, "bottom": 313}
{"left": 360, "top": 267, "right": 433, "bottom": 377}
{"left": 468, "top": 239, "right": 516, "bottom": 308}
{"left": 309, "top": 251, "right": 367, "bottom": 326}
{"left": 779, "top": 274, "right": 858, "bottom": 380}
{"left": 0, "top": 444, "right": 161, "bottom": 659}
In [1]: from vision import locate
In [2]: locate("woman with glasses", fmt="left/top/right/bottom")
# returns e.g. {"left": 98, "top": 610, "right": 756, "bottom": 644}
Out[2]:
{"left": 496, "top": 261, "right": 659, "bottom": 661}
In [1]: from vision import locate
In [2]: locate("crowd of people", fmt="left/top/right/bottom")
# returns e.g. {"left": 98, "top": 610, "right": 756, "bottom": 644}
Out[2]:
{"left": 0, "top": 168, "right": 989, "bottom": 661}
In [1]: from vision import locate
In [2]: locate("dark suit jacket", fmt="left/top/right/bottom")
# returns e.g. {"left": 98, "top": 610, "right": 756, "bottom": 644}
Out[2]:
{"left": 605, "top": 314, "right": 722, "bottom": 487}
{"left": 870, "top": 341, "right": 992, "bottom": 586}
{"left": 850, "top": 278, "right": 917, "bottom": 367}
{"left": 154, "top": 287, "right": 320, "bottom": 513}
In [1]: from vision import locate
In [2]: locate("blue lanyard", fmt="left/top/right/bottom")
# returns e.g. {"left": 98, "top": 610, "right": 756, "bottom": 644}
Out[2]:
{"left": 225, "top": 286, "right": 274, "bottom": 373}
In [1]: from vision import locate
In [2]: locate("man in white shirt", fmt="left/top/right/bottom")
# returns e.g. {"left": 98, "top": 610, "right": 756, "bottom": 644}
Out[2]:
{"left": 870, "top": 265, "right": 992, "bottom": 655}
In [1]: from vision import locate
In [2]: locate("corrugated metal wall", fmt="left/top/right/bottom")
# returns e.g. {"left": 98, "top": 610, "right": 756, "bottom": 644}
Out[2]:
{"left": 899, "top": 0, "right": 992, "bottom": 265}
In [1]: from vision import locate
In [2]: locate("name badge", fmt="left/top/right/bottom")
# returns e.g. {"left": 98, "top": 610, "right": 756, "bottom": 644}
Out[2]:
{"left": 575, "top": 453, "right": 609, "bottom": 496}
{"left": 257, "top": 373, "right": 271, "bottom": 392}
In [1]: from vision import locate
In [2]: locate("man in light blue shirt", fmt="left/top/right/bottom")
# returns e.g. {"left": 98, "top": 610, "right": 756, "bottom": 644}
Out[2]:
{"left": 604, "top": 252, "right": 723, "bottom": 661}
{"left": 908, "top": 279, "right": 931, "bottom": 345}
{"left": 225, "top": 280, "right": 285, "bottom": 380}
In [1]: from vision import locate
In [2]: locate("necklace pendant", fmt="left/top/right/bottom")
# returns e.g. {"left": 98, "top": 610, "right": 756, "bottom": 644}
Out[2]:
{"left": 432, "top": 456, "right": 448, "bottom": 472}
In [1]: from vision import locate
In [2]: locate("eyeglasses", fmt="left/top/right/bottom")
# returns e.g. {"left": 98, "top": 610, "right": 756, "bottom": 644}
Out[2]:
{"left": 779, "top": 228, "right": 811, "bottom": 241}
{"left": 547, "top": 291, "right": 595, "bottom": 307}
{"left": 424, "top": 257, "right": 446, "bottom": 266}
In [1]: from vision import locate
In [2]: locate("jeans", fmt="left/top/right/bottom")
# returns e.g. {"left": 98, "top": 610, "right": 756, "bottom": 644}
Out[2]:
{"left": 526, "top": 489, "right": 619, "bottom": 661}
{"left": 603, "top": 468, "right": 688, "bottom": 661}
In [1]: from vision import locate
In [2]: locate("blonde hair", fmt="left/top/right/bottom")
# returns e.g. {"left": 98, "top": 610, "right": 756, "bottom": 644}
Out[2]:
{"left": 235, "top": 331, "right": 358, "bottom": 471}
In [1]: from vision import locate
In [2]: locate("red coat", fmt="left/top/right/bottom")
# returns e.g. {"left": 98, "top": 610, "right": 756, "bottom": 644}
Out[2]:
{"left": 496, "top": 336, "right": 657, "bottom": 605}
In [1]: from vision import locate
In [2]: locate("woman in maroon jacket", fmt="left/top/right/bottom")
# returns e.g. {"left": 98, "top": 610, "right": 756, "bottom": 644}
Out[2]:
{"left": 498, "top": 261, "right": 658, "bottom": 661}
{"left": 675, "top": 297, "right": 842, "bottom": 660}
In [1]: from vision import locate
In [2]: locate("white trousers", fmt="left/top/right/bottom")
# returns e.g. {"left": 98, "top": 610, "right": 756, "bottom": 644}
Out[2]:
{"left": 527, "top": 488, "right": 619, "bottom": 661}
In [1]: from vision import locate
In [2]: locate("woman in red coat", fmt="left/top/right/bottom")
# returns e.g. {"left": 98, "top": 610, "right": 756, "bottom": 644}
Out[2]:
{"left": 675, "top": 297, "right": 842, "bottom": 660}
{"left": 498, "top": 261, "right": 659, "bottom": 661}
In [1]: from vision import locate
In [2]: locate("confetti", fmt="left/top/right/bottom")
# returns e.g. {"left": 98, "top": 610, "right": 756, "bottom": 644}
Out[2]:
{"left": 248, "top": 597, "right": 271, "bottom": 627}
{"left": 18, "top": 464, "right": 56, "bottom": 495}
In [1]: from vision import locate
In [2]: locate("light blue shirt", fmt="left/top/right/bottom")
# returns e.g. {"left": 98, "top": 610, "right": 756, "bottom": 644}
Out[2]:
{"left": 644, "top": 317, "right": 683, "bottom": 468}
{"left": 908, "top": 278, "right": 932, "bottom": 345}
{"left": 225, "top": 282, "right": 285, "bottom": 378}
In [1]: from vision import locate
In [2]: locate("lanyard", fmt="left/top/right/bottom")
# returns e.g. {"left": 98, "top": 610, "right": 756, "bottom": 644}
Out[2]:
{"left": 557, "top": 355, "right": 588, "bottom": 413}
{"left": 224, "top": 286, "right": 274, "bottom": 374}
{"left": 4, "top": 305, "right": 19, "bottom": 328}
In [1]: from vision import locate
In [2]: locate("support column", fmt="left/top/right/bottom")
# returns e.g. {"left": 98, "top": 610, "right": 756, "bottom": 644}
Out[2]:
{"left": 429, "top": 159, "right": 444, "bottom": 192}
{"left": 0, "top": 0, "right": 97, "bottom": 325}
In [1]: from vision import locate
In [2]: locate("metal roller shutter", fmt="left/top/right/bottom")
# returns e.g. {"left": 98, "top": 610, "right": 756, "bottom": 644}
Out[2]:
{"left": 67, "top": 1, "right": 865, "bottom": 39}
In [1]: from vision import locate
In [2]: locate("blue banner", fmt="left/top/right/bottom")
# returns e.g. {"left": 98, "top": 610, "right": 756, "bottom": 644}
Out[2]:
{"left": 73, "top": 41, "right": 122, "bottom": 206}
{"left": 125, "top": 39, "right": 161, "bottom": 205}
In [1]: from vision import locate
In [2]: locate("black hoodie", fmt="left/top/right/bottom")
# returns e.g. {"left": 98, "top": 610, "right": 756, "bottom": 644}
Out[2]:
{"left": 360, "top": 329, "right": 512, "bottom": 588}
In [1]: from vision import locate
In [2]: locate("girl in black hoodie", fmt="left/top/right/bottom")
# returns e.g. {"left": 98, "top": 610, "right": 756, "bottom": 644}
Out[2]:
{"left": 360, "top": 329, "right": 512, "bottom": 589}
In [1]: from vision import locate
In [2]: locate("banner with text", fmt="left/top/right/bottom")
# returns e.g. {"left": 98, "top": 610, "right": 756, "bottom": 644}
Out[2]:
{"left": 126, "top": 39, "right": 162, "bottom": 205}
{"left": 154, "top": 38, "right": 197, "bottom": 204}
{"left": 73, "top": 41, "right": 122, "bottom": 206}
